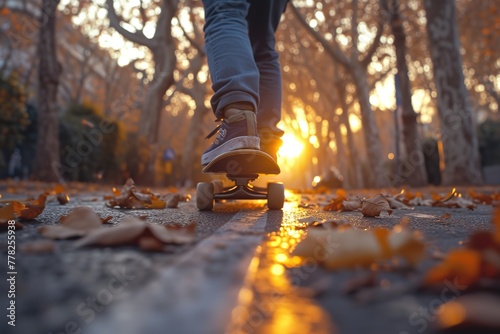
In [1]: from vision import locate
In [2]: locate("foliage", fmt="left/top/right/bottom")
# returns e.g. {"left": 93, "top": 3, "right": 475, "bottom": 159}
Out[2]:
{"left": 0, "top": 75, "right": 29, "bottom": 151}
{"left": 122, "top": 132, "right": 152, "bottom": 183}
{"left": 60, "top": 103, "right": 125, "bottom": 182}
{"left": 477, "top": 119, "right": 500, "bottom": 167}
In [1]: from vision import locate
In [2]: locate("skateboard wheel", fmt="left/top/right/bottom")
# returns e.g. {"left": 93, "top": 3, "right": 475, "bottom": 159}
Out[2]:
{"left": 196, "top": 182, "right": 214, "bottom": 211}
{"left": 267, "top": 182, "right": 285, "bottom": 210}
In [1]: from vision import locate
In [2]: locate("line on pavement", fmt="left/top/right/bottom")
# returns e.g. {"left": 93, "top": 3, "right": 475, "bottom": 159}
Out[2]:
{"left": 85, "top": 209, "right": 270, "bottom": 334}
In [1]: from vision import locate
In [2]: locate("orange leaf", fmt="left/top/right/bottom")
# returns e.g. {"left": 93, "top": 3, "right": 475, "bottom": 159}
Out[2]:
{"left": 493, "top": 207, "right": 500, "bottom": 244}
{"left": 54, "top": 184, "right": 65, "bottom": 194}
{"left": 424, "top": 249, "right": 481, "bottom": 287}
{"left": 324, "top": 197, "right": 345, "bottom": 211}
{"left": 0, "top": 203, "right": 16, "bottom": 223}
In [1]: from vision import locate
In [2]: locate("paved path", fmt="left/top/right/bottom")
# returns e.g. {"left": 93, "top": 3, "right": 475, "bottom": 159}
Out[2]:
{"left": 0, "top": 189, "right": 495, "bottom": 334}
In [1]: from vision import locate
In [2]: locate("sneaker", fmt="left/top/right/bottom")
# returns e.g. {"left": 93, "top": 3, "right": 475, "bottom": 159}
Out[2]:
{"left": 258, "top": 129, "right": 283, "bottom": 162}
{"left": 201, "top": 107, "right": 260, "bottom": 166}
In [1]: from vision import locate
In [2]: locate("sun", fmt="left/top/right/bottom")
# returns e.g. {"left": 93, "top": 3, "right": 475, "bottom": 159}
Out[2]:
{"left": 278, "top": 133, "right": 304, "bottom": 161}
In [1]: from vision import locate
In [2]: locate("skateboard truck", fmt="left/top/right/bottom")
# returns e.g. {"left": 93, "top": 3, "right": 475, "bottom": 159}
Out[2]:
{"left": 214, "top": 174, "right": 267, "bottom": 201}
{"left": 196, "top": 149, "right": 285, "bottom": 211}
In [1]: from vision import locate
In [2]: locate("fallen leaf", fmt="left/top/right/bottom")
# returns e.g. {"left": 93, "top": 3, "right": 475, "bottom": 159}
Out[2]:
{"left": 20, "top": 240, "right": 56, "bottom": 254}
{"left": 0, "top": 203, "right": 25, "bottom": 230}
{"left": 57, "top": 193, "right": 70, "bottom": 205}
{"left": 434, "top": 213, "right": 452, "bottom": 224}
{"left": 73, "top": 216, "right": 196, "bottom": 250}
{"left": 39, "top": 225, "right": 88, "bottom": 239}
{"left": 437, "top": 294, "right": 500, "bottom": 331}
{"left": 40, "top": 207, "right": 107, "bottom": 239}
{"left": 147, "top": 222, "right": 196, "bottom": 244}
{"left": 138, "top": 236, "right": 165, "bottom": 252}
{"left": 385, "top": 196, "right": 413, "bottom": 210}
{"left": 0, "top": 203, "right": 16, "bottom": 223}
{"left": 167, "top": 194, "right": 181, "bottom": 208}
{"left": 53, "top": 184, "right": 65, "bottom": 194}
{"left": 106, "top": 178, "right": 167, "bottom": 209}
{"left": 361, "top": 194, "right": 391, "bottom": 217}
{"left": 432, "top": 188, "right": 457, "bottom": 203}
{"left": 398, "top": 216, "right": 411, "bottom": 227}
{"left": 60, "top": 207, "right": 103, "bottom": 231}
{"left": 434, "top": 193, "right": 477, "bottom": 210}
{"left": 469, "top": 190, "right": 496, "bottom": 205}
{"left": 292, "top": 225, "right": 424, "bottom": 270}
{"left": 15, "top": 193, "right": 48, "bottom": 220}
{"left": 101, "top": 216, "right": 113, "bottom": 224}
{"left": 298, "top": 202, "right": 317, "bottom": 209}
{"left": 323, "top": 197, "right": 345, "bottom": 211}
{"left": 343, "top": 199, "right": 362, "bottom": 211}
{"left": 494, "top": 207, "right": 500, "bottom": 244}
{"left": 74, "top": 217, "right": 146, "bottom": 247}
{"left": 310, "top": 218, "right": 350, "bottom": 229}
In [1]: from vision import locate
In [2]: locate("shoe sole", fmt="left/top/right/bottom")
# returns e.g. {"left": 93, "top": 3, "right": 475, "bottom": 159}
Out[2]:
{"left": 201, "top": 136, "right": 260, "bottom": 166}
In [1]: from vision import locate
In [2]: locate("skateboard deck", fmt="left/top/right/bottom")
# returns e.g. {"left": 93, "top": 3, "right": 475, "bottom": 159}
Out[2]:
{"left": 202, "top": 149, "right": 280, "bottom": 175}
{"left": 197, "top": 149, "right": 284, "bottom": 210}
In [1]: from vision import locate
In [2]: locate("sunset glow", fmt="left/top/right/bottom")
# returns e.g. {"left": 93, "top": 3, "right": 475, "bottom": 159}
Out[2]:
{"left": 278, "top": 133, "right": 305, "bottom": 161}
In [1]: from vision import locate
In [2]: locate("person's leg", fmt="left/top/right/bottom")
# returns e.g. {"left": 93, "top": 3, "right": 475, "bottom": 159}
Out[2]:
{"left": 201, "top": 0, "right": 260, "bottom": 165}
{"left": 247, "top": 0, "right": 288, "bottom": 160}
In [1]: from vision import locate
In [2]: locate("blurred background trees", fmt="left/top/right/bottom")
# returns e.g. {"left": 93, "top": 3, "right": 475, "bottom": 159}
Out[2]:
{"left": 0, "top": 0, "right": 498, "bottom": 188}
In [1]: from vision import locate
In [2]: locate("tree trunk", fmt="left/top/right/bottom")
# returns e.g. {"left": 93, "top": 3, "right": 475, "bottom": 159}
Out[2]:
{"left": 330, "top": 115, "right": 349, "bottom": 189}
{"left": 139, "top": 45, "right": 176, "bottom": 143}
{"left": 338, "top": 83, "right": 362, "bottom": 189}
{"left": 350, "top": 67, "right": 386, "bottom": 188}
{"left": 33, "top": 0, "right": 61, "bottom": 182}
{"left": 181, "top": 104, "right": 209, "bottom": 186}
{"left": 424, "top": 0, "right": 483, "bottom": 185}
{"left": 390, "top": 1, "right": 428, "bottom": 187}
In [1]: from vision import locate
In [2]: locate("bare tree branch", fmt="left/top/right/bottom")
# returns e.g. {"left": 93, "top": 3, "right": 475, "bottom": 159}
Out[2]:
{"left": 351, "top": 0, "right": 359, "bottom": 61}
{"left": 361, "top": 0, "right": 388, "bottom": 68}
{"left": 105, "top": 0, "right": 155, "bottom": 48}
{"left": 179, "top": 22, "right": 205, "bottom": 56}
{"left": 290, "top": 1, "right": 351, "bottom": 68}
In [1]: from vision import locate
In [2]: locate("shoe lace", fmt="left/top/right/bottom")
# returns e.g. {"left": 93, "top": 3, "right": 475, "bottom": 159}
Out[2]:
{"left": 205, "top": 122, "right": 221, "bottom": 139}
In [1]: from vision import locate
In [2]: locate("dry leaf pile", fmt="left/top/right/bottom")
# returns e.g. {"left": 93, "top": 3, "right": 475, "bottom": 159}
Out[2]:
{"left": 106, "top": 178, "right": 167, "bottom": 209}
{"left": 292, "top": 223, "right": 425, "bottom": 270}
{"left": 423, "top": 207, "right": 500, "bottom": 289}
{"left": 468, "top": 190, "right": 500, "bottom": 206}
{"left": 322, "top": 188, "right": 480, "bottom": 214}
{"left": 36, "top": 206, "right": 195, "bottom": 252}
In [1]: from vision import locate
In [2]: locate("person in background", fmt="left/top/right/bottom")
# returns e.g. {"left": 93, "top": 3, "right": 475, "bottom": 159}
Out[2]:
{"left": 201, "top": 0, "right": 288, "bottom": 166}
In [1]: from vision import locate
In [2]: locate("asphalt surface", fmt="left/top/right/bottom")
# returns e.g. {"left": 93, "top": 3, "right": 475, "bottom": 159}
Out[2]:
{"left": 0, "top": 185, "right": 496, "bottom": 334}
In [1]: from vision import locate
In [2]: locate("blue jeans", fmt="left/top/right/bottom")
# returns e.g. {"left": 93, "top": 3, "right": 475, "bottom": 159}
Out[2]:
{"left": 202, "top": 0, "right": 288, "bottom": 140}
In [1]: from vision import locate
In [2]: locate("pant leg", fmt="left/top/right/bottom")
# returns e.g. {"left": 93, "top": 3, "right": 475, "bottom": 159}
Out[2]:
{"left": 247, "top": 0, "right": 288, "bottom": 140}
{"left": 202, "top": 0, "right": 260, "bottom": 118}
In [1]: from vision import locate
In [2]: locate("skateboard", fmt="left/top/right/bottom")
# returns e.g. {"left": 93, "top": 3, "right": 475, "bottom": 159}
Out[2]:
{"left": 196, "top": 149, "right": 285, "bottom": 210}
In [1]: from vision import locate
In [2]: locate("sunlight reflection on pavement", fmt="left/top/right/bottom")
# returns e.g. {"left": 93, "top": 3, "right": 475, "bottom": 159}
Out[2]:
{"left": 227, "top": 202, "right": 336, "bottom": 334}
